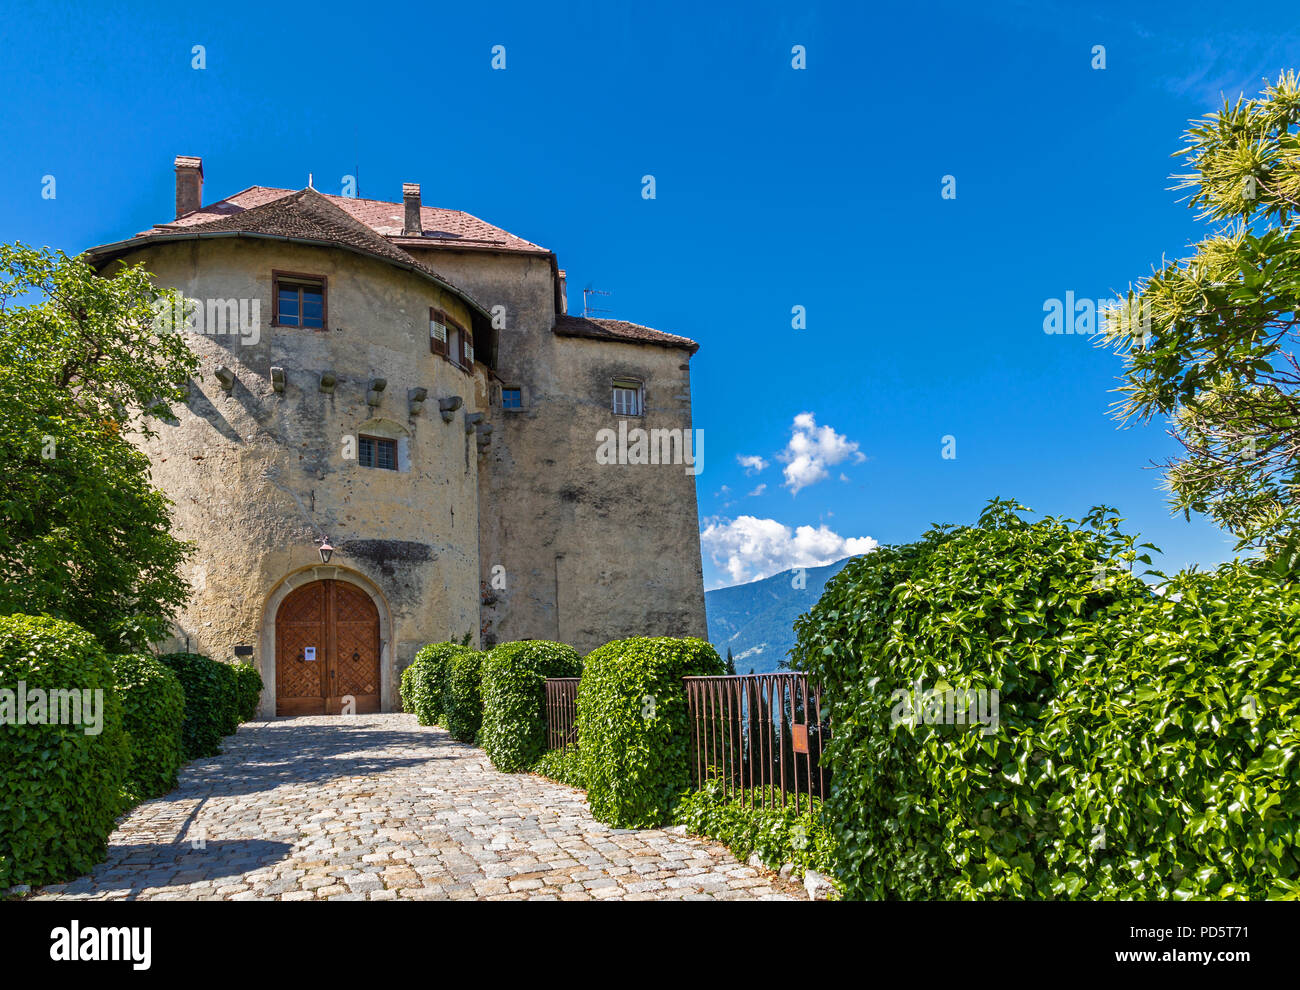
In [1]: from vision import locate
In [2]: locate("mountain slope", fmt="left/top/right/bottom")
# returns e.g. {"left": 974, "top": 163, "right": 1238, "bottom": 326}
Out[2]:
{"left": 705, "top": 557, "right": 855, "bottom": 673}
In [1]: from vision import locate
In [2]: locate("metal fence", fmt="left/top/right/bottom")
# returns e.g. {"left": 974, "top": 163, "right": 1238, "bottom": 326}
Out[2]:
{"left": 685, "top": 672, "right": 828, "bottom": 816}
{"left": 544, "top": 677, "right": 580, "bottom": 753}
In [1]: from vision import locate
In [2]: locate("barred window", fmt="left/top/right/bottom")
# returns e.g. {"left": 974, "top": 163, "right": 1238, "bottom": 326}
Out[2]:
{"left": 358, "top": 434, "right": 397, "bottom": 471}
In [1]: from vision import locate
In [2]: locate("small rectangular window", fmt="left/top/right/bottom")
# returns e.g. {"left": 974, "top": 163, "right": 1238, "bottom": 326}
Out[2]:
{"left": 612, "top": 384, "right": 641, "bottom": 416}
{"left": 502, "top": 387, "right": 522, "bottom": 409}
{"left": 358, "top": 435, "right": 397, "bottom": 471}
{"left": 273, "top": 272, "right": 326, "bottom": 329}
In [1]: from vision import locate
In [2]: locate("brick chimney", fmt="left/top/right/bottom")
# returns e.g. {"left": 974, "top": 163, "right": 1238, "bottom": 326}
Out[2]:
{"left": 174, "top": 156, "right": 203, "bottom": 219}
{"left": 403, "top": 183, "right": 422, "bottom": 236}
{"left": 557, "top": 269, "right": 568, "bottom": 314}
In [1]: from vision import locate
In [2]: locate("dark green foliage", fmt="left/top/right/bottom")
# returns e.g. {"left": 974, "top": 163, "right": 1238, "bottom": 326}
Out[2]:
{"left": 0, "top": 615, "right": 129, "bottom": 889}
{"left": 672, "top": 779, "right": 836, "bottom": 879}
{"left": 531, "top": 747, "right": 586, "bottom": 789}
{"left": 793, "top": 497, "right": 1300, "bottom": 900}
{"left": 404, "top": 642, "right": 471, "bottom": 726}
{"left": 480, "top": 640, "right": 581, "bottom": 772}
{"left": 157, "top": 652, "right": 230, "bottom": 760}
{"left": 213, "top": 661, "right": 239, "bottom": 735}
{"left": 577, "top": 636, "right": 725, "bottom": 828}
{"left": 232, "top": 662, "right": 263, "bottom": 723}
{"left": 110, "top": 653, "right": 184, "bottom": 802}
{"left": 1044, "top": 562, "right": 1300, "bottom": 899}
{"left": 442, "top": 649, "right": 485, "bottom": 743}
{"left": 399, "top": 659, "right": 420, "bottom": 714}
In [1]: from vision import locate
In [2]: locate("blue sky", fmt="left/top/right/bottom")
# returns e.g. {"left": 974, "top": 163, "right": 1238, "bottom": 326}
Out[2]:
{"left": 3, "top": 0, "right": 1298, "bottom": 590}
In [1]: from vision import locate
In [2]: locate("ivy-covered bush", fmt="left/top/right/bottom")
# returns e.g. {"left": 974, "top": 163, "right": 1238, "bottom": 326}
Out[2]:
{"left": 405, "top": 642, "right": 471, "bottom": 726}
{"left": 442, "top": 649, "right": 486, "bottom": 743}
{"left": 233, "top": 661, "right": 263, "bottom": 723}
{"left": 399, "top": 658, "right": 421, "bottom": 714}
{"left": 531, "top": 747, "right": 586, "bottom": 789}
{"left": 0, "top": 615, "right": 129, "bottom": 889}
{"left": 157, "top": 652, "right": 231, "bottom": 760}
{"left": 672, "top": 779, "right": 836, "bottom": 880}
{"left": 792, "top": 500, "right": 1149, "bottom": 899}
{"left": 577, "top": 636, "right": 725, "bottom": 828}
{"left": 480, "top": 640, "right": 581, "bottom": 772}
{"left": 110, "top": 653, "right": 185, "bottom": 802}
{"left": 1044, "top": 562, "right": 1300, "bottom": 899}
{"left": 793, "top": 497, "right": 1300, "bottom": 900}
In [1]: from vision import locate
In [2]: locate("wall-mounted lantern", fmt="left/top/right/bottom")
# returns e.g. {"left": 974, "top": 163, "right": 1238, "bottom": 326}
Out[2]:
{"left": 318, "top": 538, "right": 334, "bottom": 564}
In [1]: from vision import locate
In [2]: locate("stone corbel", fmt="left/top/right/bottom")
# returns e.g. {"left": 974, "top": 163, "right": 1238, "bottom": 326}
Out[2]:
{"left": 319, "top": 371, "right": 337, "bottom": 394}
{"left": 439, "top": 395, "right": 463, "bottom": 423}
{"left": 408, "top": 387, "right": 428, "bottom": 417}
{"left": 214, "top": 365, "right": 235, "bottom": 393}
{"left": 270, "top": 367, "right": 285, "bottom": 393}
{"left": 366, "top": 378, "right": 387, "bottom": 408}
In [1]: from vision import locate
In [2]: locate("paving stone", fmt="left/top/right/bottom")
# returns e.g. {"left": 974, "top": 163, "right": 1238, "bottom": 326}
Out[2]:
{"left": 29, "top": 714, "right": 803, "bottom": 902}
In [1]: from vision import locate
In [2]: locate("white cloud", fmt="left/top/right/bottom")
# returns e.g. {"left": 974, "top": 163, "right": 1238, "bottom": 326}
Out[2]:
{"left": 700, "top": 514, "right": 878, "bottom": 588}
{"left": 778, "top": 412, "right": 865, "bottom": 495}
{"left": 747, "top": 483, "right": 766, "bottom": 497}
{"left": 737, "top": 454, "right": 769, "bottom": 475}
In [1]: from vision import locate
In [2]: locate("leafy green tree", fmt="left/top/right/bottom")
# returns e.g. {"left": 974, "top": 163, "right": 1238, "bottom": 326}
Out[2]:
{"left": 1105, "top": 71, "right": 1300, "bottom": 556}
{"left": 0, "top": 244, "right": 199, "bottom": 650}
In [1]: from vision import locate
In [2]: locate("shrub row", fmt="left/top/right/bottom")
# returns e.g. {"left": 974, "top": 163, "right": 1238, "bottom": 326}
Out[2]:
{"left": 401, "top": 642, "right": 472, "bottom": 726}
{"left": 400, "top": 636, "right": 724, "bottom": 832}
{"left": 111, "top": 653, "right": 184, "bottom": 803}
{"left": 480, "top": 640, "right": 581, "bottom": 772}
{"left": 0, "top": 616, "right": 128, "bottom": 890}
{"left": 792, "top": 498, "right": 1300, "bottom": 900}
{"left": 577, "top": 637, "right": 724, "bottom": 828}
{"left": 0, "top": 616, "right": 265, "bottom": 890}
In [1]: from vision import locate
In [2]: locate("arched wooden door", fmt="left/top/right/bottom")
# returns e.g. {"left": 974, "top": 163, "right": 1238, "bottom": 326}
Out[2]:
{"left": 275, "top": 579, "right": 381, "bottom": 715}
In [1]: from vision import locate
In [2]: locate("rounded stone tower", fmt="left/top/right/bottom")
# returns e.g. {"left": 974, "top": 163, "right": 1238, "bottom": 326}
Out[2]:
{"left": 89, "top": 186, "right": 496, "bottom": 715}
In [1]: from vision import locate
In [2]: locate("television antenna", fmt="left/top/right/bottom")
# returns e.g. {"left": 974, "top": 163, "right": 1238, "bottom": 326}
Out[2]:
{"left": 583, "top": 287, "right": 612, "bottom": 319}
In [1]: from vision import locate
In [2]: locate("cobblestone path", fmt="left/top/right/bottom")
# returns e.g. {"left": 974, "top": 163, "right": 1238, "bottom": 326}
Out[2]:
{"left": 29, "top": 714, "right": 802, "bottom": 901}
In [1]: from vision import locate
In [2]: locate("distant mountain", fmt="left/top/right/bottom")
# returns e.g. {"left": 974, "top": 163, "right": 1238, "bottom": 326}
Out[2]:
{"left": 705, "top": 557, "right": 856, "bottom": 674}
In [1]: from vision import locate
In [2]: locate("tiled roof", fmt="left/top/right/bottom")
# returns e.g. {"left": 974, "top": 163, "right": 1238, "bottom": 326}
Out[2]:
{"left": 159, "top": 185, "right": 549, "bottom": 254}
{"left": 120, "top": 188, "right": 488, "bottom": 315}
{"left": 553, "top": 314, "right": 699, "bottom": 354}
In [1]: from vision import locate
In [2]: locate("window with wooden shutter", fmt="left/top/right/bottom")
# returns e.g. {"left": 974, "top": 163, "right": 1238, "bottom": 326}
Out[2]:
{"left": 429, "top": 308, "right": 447, "bottom": 355}
{"left": 463, "top": 332, "right": 474, "bottom": 367}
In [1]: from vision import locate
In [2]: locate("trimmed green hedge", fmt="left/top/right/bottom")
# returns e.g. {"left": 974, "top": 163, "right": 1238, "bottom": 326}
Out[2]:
{"left": 110, "top": 653, "right": 185, "bottom": 802}
{"left": 442, "top": 649, "right": 486, "bottom": 743}
{"left": 481, "top": 640, "right": 581, "bottom": 772}
{"left": 157, "top": 652, "right": 232, "bottom": 760}
{"left": 233, "top": 661, "right": 263, "bottom": 723}
{"left": 404, "top": 642, "right": 471, "bottom": 726}
{"left": 0, "top": 615, "right": 129, "bottom": 889}
{"left": 577, "top": 636, "right": 724, "bottom": 828}
{"left": 793, "top": 498, "right": 1300, "bottom": 900}
{"left": 214, "top": 660, "right": 240, "bottom": 735}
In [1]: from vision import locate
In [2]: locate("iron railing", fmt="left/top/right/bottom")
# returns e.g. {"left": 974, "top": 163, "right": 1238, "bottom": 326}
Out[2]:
{"left": 544, "top": 677, "right": 580, "bottom": 753}
{"left": 685, "top": 672, "right": 828, "bottom": 816}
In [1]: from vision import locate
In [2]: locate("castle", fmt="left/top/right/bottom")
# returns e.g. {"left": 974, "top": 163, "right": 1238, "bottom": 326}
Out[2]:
{"left": 86, "top": 157, "right": 707, "bottom": 716}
